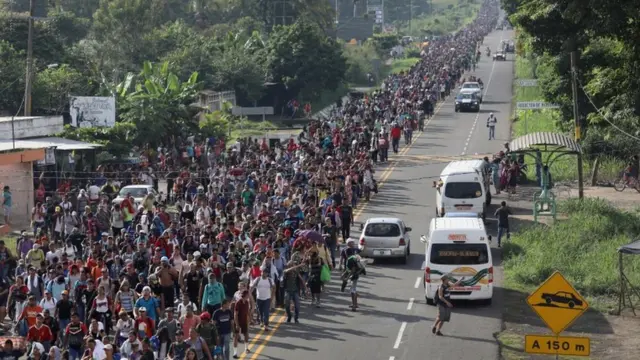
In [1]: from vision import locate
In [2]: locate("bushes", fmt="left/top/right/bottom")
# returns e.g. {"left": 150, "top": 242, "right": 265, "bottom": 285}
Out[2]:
{"left": 503, "top": 198, "right": 640, "bottom": 297}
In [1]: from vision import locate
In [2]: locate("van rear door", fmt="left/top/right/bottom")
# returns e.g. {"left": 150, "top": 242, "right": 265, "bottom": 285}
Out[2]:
{"left": 428, "top": 243, "right": 491, "bottom": 293}
{"left": 443, "top": 181, "right": 483, "bottom": 213}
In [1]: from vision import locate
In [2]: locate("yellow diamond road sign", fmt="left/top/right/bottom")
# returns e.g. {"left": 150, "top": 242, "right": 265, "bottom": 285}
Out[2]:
{"left": 526, "top": 271, "right": 589, "bottom": 334}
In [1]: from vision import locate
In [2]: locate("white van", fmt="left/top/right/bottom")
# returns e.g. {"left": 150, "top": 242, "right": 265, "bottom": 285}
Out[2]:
{"left": 433, "top": 159, "right": 491, "bottom": 220}
{"left": 421, "top": 217, "right": 493, "bottom": 305}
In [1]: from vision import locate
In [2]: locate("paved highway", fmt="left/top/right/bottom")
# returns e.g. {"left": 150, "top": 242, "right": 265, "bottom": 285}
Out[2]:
{"left": 240, "top": 29, "right": 515, "bottom": 360}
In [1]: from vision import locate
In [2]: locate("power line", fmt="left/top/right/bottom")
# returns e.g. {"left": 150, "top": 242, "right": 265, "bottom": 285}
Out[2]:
{"left": 573, "top": 69, "right": 640, "bottom": 143}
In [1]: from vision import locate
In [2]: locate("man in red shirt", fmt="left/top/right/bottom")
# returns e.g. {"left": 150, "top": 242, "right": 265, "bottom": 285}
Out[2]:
{"left": 390, "top": 124, "right": 402, "bottom": 153}
{"left": 27, "top": 313, "right": 53, "bottom": 348}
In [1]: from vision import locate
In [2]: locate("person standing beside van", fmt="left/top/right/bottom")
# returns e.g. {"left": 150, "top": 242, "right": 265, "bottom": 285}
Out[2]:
{"left": 494, "top": 201, "right": 512, "bottom": 247}
{"left": 432, "top": 275, "right": 462, "bottom": 336}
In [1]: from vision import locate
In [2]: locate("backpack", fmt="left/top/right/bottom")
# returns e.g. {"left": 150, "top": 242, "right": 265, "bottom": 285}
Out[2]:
{"left": 433, "top": 285, "right": 441, "bottom": 305}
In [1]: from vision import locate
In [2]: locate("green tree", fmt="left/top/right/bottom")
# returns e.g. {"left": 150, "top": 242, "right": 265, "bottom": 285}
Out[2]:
{"left": 209, "top": 31, "right": 266, "bottom": 102}
{"left": 265, "top": 20, "right": 346, "bottom": 100}
{"left": 58, "top": 122, "right": 138, "bottom": 157}
{"left": 117, "top": 61, "right": 202, "bottom": 146}
{"left": 33, "top": 64, "right": 90, "bottom": 112}
{"left": 0, "top": 40, "right": 25, "bottom": 113}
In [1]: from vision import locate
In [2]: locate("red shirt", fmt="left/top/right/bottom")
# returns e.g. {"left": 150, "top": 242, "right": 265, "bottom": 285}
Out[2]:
{"left": 27, "top": 324, "right": 53, "bottom": 342}
{"left": 134, "top": 317, "right": 155, "bottom": 339}
{"left": 390, "top": 127, "right": 401, "bottom": 139}
{"left": 20, "top": 305, "right": 43, "bottom": 327}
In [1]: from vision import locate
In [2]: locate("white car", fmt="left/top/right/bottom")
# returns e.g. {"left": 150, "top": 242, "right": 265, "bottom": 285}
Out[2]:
{"left": 461, "top": 82, "right": 483, "bottom": 103}
{"left": 112, "top": 185, "right": 158, "bottom": 207}
{"left": 358, "top": 217, "right": 412, "bottom": 264}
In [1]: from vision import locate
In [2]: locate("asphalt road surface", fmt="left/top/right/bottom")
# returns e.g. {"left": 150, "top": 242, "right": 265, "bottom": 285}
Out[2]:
{"left": 240, "top": 29, "right": 515, "bottom": 360}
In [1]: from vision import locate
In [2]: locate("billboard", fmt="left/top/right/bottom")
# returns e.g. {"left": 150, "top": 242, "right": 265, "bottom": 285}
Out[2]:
{"left": 69, "top": 96, "right": 116, "bottom": 128}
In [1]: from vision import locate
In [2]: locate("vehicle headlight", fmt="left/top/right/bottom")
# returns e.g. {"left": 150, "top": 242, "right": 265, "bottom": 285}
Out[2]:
{"left": 455, "top": 101, "right": 460, "bottom": 104}
{"left": 473, "top": 101, "right": 478, "bottom": 105}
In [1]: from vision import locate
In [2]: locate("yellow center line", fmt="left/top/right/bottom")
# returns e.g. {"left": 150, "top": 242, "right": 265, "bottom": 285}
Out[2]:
{"left": 242, "top": 97, "right": 451, "bottom": 359}
{"left": 248, "top": 315, "right": 287, "bottom": 359}
{"left": 237, "top": 309, "right": 284, "bottom": 359}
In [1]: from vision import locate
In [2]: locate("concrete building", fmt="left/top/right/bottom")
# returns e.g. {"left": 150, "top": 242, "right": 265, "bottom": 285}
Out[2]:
{"left": 0, "top": 148, "right": 45, "bottom": 235}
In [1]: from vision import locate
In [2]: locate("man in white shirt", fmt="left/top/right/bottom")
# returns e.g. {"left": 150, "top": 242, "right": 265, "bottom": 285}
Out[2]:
{"left": 250, "top": 271, "right": 274, "bottom": 330}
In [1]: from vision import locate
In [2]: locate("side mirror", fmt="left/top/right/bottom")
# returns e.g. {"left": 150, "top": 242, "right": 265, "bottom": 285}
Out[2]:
{"left": 405, "top": 227, "right": 412, "bottom": 232}
{"left": 420, "top": 235, "right": 427, "bottom": 243}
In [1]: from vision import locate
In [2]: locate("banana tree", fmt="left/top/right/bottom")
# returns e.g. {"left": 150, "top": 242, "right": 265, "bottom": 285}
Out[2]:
{"left": 117, "top": 61, "right": 202, "bottom": 146}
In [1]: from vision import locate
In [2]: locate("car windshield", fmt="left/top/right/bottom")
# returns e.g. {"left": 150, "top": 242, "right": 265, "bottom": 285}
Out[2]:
{"left": 365, "top": 223, "right": 401, "bottom": 237}
{"left": 119, "top": 187, "right": 148, "bottom": 198}
{"left": 462, "top": 83, "right": 480, "bottom": 89}
{"left": 457, "top": 93, "right": 474, "bottom": 100}
{"left": 429, "top": 244, "right": 489, "bottom": 265}
{"left": 444, "top": 182, "right": 482, "bottom": 199}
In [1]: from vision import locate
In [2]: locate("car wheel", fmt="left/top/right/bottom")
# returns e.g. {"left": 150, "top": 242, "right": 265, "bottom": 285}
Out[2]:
{"left": 545, "top": 297, "right": 552, "bottom": 304}
{"left": 568, "top": 301, "right": 575, "bottom": 308}
{"left": 426, "top": 296, "right": 435, "bottom": 306}
{"left": 400, "top": 251, "right": 408, "bottom": 265}
{"left": 483, "top": 298, "right": 493, "bottom": 306}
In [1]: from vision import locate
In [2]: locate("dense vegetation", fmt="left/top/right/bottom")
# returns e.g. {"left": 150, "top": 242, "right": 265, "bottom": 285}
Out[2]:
{"left": 503, "top": 0, "right": 640, "bottom": 165}
{"left": 0, "top": 0, "right": 480, "bottom": 153}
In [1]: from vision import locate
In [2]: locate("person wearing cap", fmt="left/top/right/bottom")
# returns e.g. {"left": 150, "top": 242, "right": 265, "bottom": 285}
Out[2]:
{"left": 115, "top": 310, "right": 134, "bottom": 346}
{"left": 55, "top": 289, "right": 73, "bottom": 342}
{"left": 133, "top": 307, "right": 155, "bottom": 340}
{"left": 39, "top": 290, "right": 57, "bottom": 313}
{"left": 134, "top": 287, "right": 160, "bottom": 324}
{"left": 155, "top": 256, "right": 178, "bottom": 311}
{"left": 431, "top": 274, "right": 462, "bottom": 336}
{"left": 168, "top": 329, "right": 189, "bottom": 360}
{"left": 157, "top": 307, "right": 179, "bottom": 341}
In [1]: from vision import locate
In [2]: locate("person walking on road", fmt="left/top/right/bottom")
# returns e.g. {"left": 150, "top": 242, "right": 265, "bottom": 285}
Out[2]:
{"left": 432, "top": 275, "right": 462, "bottom": 336}
{"left": 487, "top": 113, "right": 497, "bottom": 140}
{"left": 494, "top": 201, "right": 512, "bottom": 247}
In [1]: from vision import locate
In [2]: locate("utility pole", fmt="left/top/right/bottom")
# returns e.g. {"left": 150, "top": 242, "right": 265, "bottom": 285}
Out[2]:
{"left": 24, "top": 0, "right": 35, "bottom": 116}
{"left": 570, "top": 50, "right": 584, "bottom": 199}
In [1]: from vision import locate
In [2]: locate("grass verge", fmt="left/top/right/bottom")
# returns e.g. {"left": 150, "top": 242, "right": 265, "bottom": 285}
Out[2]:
{"left": 502, "top": 197, "right": 640, "bottom": 313}
{"left": 512, "top": 56, "right": 623, "bottom": 183}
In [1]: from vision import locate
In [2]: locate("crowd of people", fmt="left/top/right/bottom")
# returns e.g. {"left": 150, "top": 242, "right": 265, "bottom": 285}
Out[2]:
{"left": 0, "top": 1, "right": 500, "bottom": 360}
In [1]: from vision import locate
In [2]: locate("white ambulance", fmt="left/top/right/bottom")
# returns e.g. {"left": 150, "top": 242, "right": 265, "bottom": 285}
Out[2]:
{"left": 421, "top": 217, "right": 494, "bottom": 305}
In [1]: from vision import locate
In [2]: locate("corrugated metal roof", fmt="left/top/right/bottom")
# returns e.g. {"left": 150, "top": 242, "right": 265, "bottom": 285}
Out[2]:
{"left": 509, "top": 132, "right": 581, "bottom": 153}
{"left": 0, "top": 137, "right": 103, "bottom": 152}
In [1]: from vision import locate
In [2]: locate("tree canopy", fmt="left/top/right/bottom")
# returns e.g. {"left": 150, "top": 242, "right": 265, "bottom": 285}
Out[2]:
{"left": 502, "top": 0, "right": 640, "bottom": 158}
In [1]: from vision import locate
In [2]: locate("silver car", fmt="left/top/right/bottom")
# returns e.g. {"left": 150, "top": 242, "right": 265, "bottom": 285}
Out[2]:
{"left": 358, "top": 217, "right": 412, "bottom": 264}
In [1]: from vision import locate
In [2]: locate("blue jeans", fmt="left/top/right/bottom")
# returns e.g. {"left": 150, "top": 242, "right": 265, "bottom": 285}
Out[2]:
{"left": 327, "top": 242, "right": 337, "bottom": 268}
{"left": 284, "top": 291, "right": 300, "bottom": 320}
{"left": 219, "top": 333, "right": 232, "bottom": 360}
{"left": 497, "top": 226, "right": 509, "bottom": 245}
{"left": 257, "top": 298, "right": 270, "bottom": 326}
{"left": 69, "top": 347, "right": 82, "bottom": 360}
{"left": 59, "top": 318, "right": 70, "bottom": 343}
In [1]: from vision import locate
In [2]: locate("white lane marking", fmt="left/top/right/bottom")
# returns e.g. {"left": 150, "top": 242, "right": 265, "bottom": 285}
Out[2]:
{"left": 407, "top": 298, "right": 415, "bottom": 310}
{"left": 393, "top": 322, "right": 408, "bottom": 349}
{"left": 461, "top": 30, "right": 504, "bottom": 155}
{"left": 414, "top": 276, "right": 421, "bottom": 289}
{"left": 389, "top": 357, "right": 396, "bottom": 360}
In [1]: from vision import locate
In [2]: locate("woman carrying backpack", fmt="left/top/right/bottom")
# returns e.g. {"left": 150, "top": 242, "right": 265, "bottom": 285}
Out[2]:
{"left": 432, "top": 275, "right": 462, "bottom": 336}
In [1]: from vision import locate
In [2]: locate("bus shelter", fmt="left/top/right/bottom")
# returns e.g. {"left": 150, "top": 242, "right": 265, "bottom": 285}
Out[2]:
{"left": 507, "top": 132, "right": 583, "bottom": 222}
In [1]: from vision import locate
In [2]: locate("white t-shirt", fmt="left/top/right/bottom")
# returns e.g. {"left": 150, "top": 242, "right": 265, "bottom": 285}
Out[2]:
{"left": 177, "top": 302, "right": 197, "bottom": 318}
{"left": 89, "top": 185, "right": 101, "bottom": 200}
{"left": 251, "top": 277, "right": 273, "bottom": 300}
